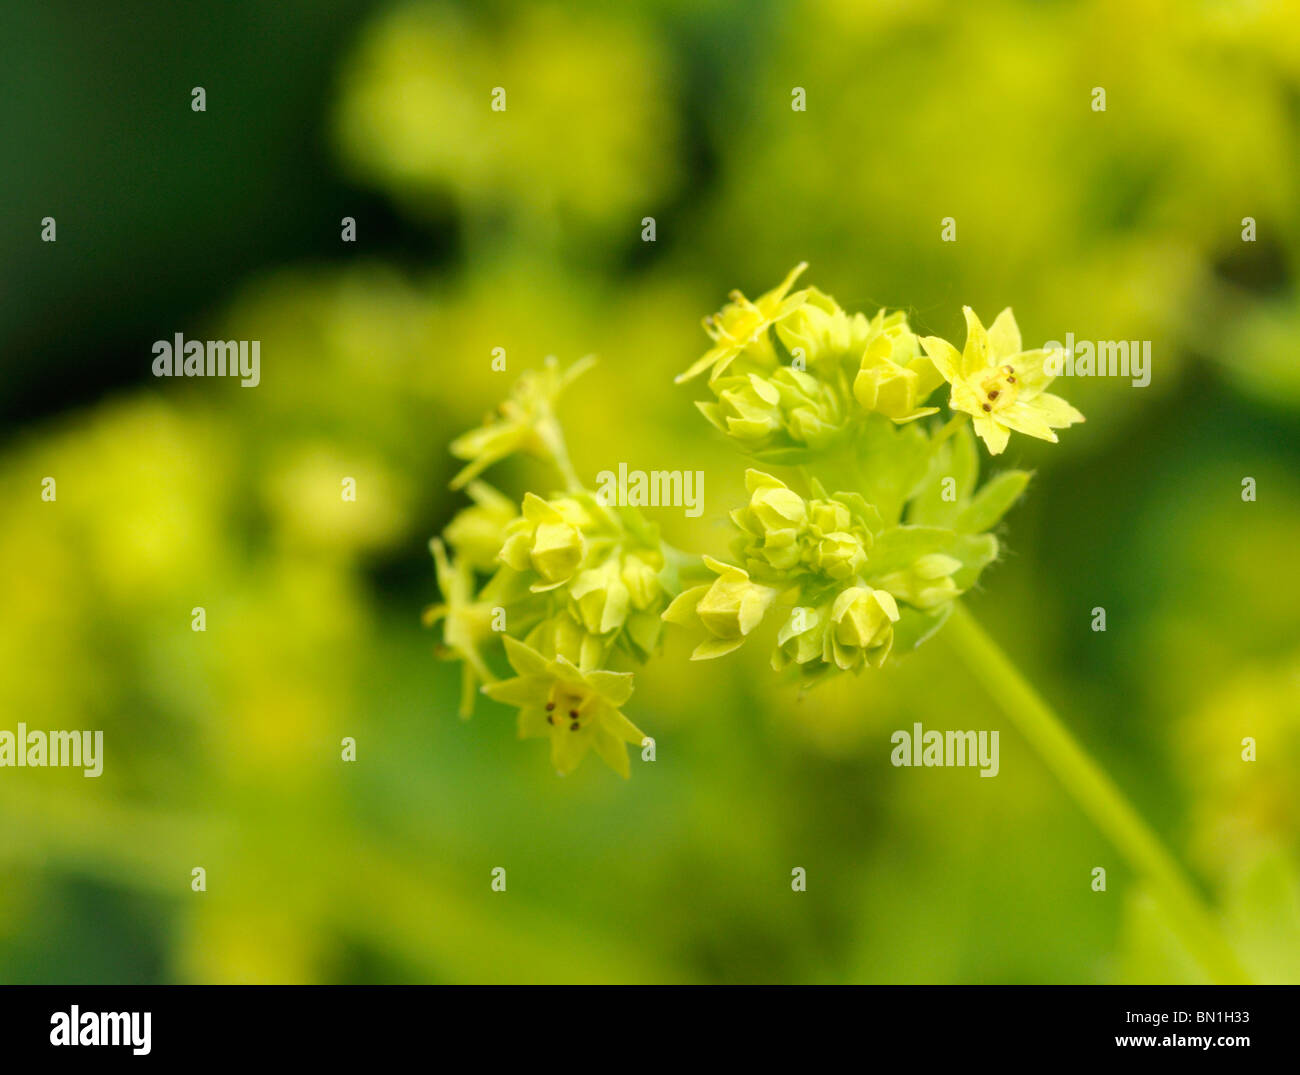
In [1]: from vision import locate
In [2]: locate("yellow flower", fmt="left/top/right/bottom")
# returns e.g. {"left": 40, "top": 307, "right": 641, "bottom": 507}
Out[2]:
{"left": 920, "top": 307, "right": 1084, "bottom": 455}
{"left": 481, "top": 637, "right": 646, "bottom": 777}
{"left": 449, "top": 356, "right": 593, "bottom": 488}
{"left": 853, "top": 329, "right": 944, "bottom": 423}
{"left": 828, "top": 585, "right": 899, "bottom": 670}
{"left": 424, "top": 538, "right": 497, "bottom": 716}
{"left": 498, "top": 492, "right": 590, "bottom": 591}
{"left": 443, "top": 481, "right": 518, "bottom": 571}
{"left": 676, "top": 263, "right": 811, "bottom": 384}
{"left": 661, "top": 556, "right": 779, "bottom": 660}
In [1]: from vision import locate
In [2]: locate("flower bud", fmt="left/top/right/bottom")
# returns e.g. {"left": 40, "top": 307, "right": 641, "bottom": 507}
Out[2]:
{"left": 443, "top": 481, "right": 518, "bottom": 571}
{"left": 806, "top": 531, "right": 868, "bottom": 580}
{"left": 524, "top": 609, "right": 604, "bottom": 673}
{"left": 829, "top": 585, "right": 899, "bottom": 669}
{"left": 732, "top": 470, "right": 808, "bottom": 573}
{"left": 499, "top": 493, "right": 588, "bottom": 591}
{"left": 699, "top": 368, "right": 844, "bottom": 453}
{"left": 662, "top": 556, "right": 778, "bottom": 660}
{"left": 697, "top": 374, "right": 784, "bottom": 445}
{"left": 799, "top": 494, "right": 875, "bottom": 580}
{"left": 772, "top": 604, "right": 829, "bottom": 670}
{"left": 873, "top": 553, "right": 963, "bottom": 610}
{"left": 620, "top": 549, "right": 664, "bottom": 611}
{"left": 774, "top": 288, "right": 865, "bottom": 374}
{"left": 769, "top": 368, "right": 843, "bottom": 449}
{"left": 569, "top": 555, "right": 632, "bottom": 635}
{"left": 696, "top": 560, "right": 778, "bottom": 641}
{"left": 853, "top": 333, "right": 943, "bottom": 423}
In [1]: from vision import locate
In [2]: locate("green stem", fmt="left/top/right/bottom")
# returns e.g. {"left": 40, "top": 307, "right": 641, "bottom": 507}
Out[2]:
{"left": 931, "top": 410, "right": 969, "bottom": 447}
{"left": 943, "top": 601, "right": 1250, "bottom": 984}
{"left": 538, "top": 415, "right": 583, "bottom": 492}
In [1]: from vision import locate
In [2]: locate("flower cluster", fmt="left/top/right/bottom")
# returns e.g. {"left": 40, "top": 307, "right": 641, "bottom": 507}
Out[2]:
{"left": 430, "top": 266, "right": 1085, "bottom": 777}
{"left": 659, "top": 265, "right": 1083, "bottom": 685}
{"left": 677, "top": 264, "right": 1081, "bottom": 458}
{"left": 427, "top": 358, "right": 675, "bottom": 777}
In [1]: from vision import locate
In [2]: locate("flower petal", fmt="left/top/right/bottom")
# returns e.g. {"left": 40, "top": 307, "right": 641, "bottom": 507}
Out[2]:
{"left": 550, "top": 724, "right": 592, "bottom": 775}
{"left": 972, "top": 414, "right": 1011, "bottom": 455}
{"left": 590, "top": 725, "right": 631, "bottom": 778}
{"left": 1028, "top": 391, "right": 1085, "bottom": 428}
{"left": 517, "top": 707, "right": 551, "bottom": 739}
{"left": 997, "top": 402, "right": 1059, "bottom": 443}
{"left": 960, "top": 306, "right": 992, "bottom": 377}
{"left": 987, "top": 308, "right": 1022, "bottom": 359}
{"left": 599, "top": 704, "right": 646, "bottom": 745}
{"left": 662, "top": 584, "right": 707, "bottom": 625}
{"left": 482, "top": 674, "right": 549, "bottom": 708}
{"left": 587, "top": 669, "right": 635, "bottom": 707}
{"left": 501, "top": 635, "right": 550, "bottom": 677}
{"left": 919, "top": 335, "right": 961, "bottom": 382}
{"left": 691, "top": 636, "right": 745, "bottom": 660}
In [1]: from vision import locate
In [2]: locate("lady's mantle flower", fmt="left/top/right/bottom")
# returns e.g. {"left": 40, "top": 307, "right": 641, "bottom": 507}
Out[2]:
{"left": 498, "top": 493, "right": 590, "bottom": 591}
{"left": 443, "top": 480, "right": 518, "bottom": 571}
{"left": 828, "top": 585, "right": 899, "bottom": 670}
{"left": 771, "top": 584, "right": 900, "bottom": 674}
{"left": 729, "top": 470, "right": 881, "bottom": 582}
{"left": 676, "top": 263, "right": 811, "bottom": 384}
{"left": 853, "top": 330, "right": 944, "bottom": 424}
{"left": 920, "top": 307, "right": 1084, "bottom": 455}
{"left": 661, "top": 556, "right": 779, "bottom": 660}
{"left": 424, "top": 538, "right": 497, "bottom": 716}
{"left": 698, "top": 367, "right": 845, "bottom": 454}
{"left": 449, "top": 356, "right": 593, "bottom": 488}
{"left": 481, "top": 637, "right": 646, "bottom": 777}
{"left": 731, "top": 470, "right": 808, "bottom": 573}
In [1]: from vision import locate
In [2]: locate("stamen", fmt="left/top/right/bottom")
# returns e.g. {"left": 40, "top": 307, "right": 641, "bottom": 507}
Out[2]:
{"left": 982, "top": 403, "right": 992, "bottom": 412}
{"left": 570, "top": 721, "right": 580, "bottom": 731}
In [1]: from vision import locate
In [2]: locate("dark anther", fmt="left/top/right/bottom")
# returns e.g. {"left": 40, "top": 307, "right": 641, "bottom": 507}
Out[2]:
{"left": 570, "top": 721, "right": 580, "bottom": 731}
{"left": 545, "top": 702, "right": 555, "bottom": 711}
{"left": 982, "top": 403, "right": 992, "bottom": 412}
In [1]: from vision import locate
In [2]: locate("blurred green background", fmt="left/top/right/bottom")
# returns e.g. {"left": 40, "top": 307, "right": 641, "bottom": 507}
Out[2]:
{"left": 2, "top": 0, "right": 1298, "bottom": 983}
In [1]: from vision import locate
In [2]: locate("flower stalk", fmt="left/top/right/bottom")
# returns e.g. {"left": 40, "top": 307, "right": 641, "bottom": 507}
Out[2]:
{"left": 943, "top": 601, "right": 1250, "bottom": 984}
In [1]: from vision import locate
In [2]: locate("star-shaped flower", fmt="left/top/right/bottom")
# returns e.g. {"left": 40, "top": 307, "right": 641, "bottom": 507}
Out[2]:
{"left": 424, "top": 538, "right": 497, "bottom": 717}
{"left": 676, "top": 263, "right": 811, "bottom": 384}
{"left": 920, "top": 307, "right": 1084, "bottom": 455}
{"left": 449, "top": 356, "right": 593, "bottom": 488}
{"left": 481, "top": 637, "right": 646, "bottom": 777}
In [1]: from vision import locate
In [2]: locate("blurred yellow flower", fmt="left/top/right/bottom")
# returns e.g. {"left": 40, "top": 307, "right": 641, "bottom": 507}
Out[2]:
{"left": 449, "top": 357, "right": 592, "bottom": 489}
{"left": 425, "top": 538, "right": 498, "bottom": 717}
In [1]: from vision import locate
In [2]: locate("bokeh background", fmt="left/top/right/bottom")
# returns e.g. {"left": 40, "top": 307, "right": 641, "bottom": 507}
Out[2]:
{"left": 2, "top": 0, "right": 1298, "bottom": 983}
